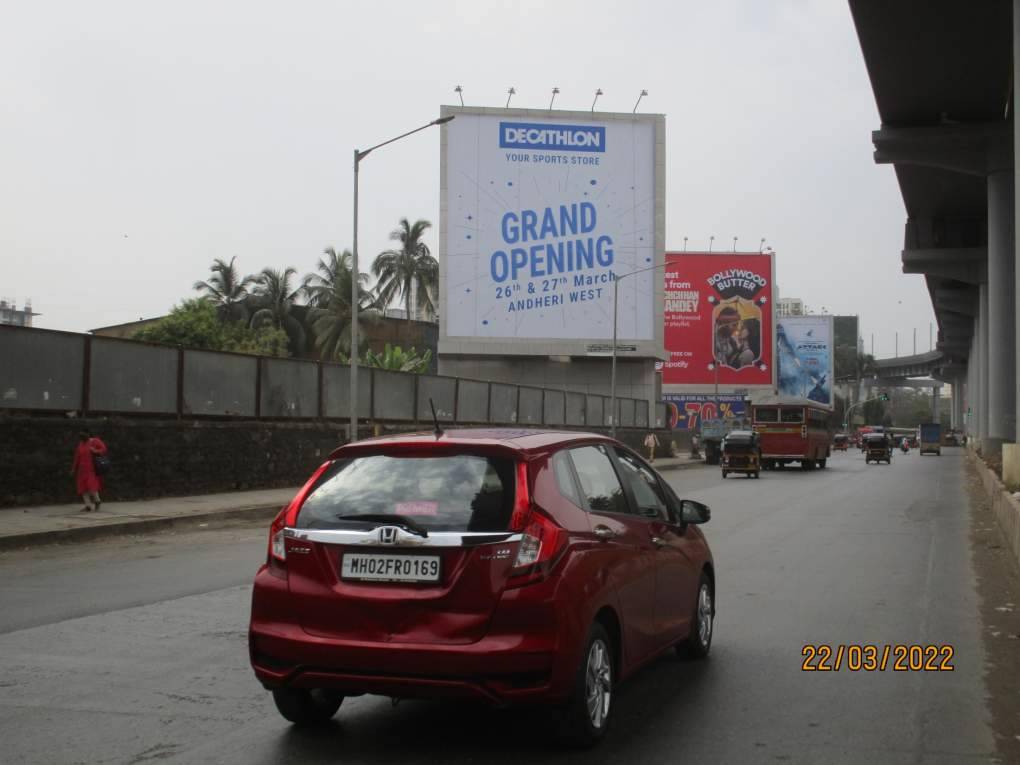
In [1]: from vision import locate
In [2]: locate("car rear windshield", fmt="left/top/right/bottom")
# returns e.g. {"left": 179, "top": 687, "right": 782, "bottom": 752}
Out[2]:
{"left": 295, "top": 454, "right": 516, "bottom": 532}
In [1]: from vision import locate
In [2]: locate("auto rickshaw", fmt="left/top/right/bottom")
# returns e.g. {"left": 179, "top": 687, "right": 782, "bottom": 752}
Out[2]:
{"left": 721, "top": 430, "right": 761, "bottom": 479}
{"left": 863, "top": 432, "right": 892, "bottom": 464}
{"left": 833, "top": 434, "right": 849, "bottom": 451}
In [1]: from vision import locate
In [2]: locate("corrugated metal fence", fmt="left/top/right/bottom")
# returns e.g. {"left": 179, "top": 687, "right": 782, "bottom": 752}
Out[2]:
{"left": 0, "top": 325, "right": 667, "bottom": 429}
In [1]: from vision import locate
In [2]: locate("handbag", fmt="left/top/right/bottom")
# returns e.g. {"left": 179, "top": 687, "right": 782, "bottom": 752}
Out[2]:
{"left": 93, "top": 453, "right": 112, "bottom": 476}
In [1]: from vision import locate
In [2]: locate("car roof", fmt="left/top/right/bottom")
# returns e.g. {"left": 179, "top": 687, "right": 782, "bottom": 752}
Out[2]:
{"left": 328, "top": 428, "right": 615, "bottom": 460}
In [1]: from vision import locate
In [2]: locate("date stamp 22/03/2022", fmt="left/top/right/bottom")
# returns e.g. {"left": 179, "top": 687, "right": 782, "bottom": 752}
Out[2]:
{"left": 801, "top": 644, "right": 954, "bottom": 672}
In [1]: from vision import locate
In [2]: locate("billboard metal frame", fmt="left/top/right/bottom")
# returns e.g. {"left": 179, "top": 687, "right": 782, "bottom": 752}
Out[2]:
{"left": 438, "top": 105, "right": 666, "bottom": 360}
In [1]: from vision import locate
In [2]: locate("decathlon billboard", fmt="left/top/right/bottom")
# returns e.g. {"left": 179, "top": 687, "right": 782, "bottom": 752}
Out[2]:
{"left": 439, "top": 106, "right": 666, "bottom": 358}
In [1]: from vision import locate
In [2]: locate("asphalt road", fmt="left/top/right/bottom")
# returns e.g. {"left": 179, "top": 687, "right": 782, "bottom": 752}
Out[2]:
{"left": 0, "top": 447, "right": 1010, "bottom": 764}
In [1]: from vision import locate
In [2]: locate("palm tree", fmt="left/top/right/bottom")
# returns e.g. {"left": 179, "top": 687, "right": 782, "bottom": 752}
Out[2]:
{"left": 304, "top": 247, "right": 369, "bottom": 308}
{"left": 250, "top": 267, "right": 306, "bottom": 354}
{"left": 372, "top": 218, "right": 438, "bottom": 322}
{"left": 306, "top": 265, "right": 379, "bottom": 361}
{"left": 193, "top": 257, "right": 255, "bottom": 322}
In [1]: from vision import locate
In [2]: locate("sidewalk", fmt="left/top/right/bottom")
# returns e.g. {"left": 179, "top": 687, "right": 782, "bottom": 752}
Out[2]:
{"left": 0, "top": 487, "right": 297, "bottom": 551}
{"left": 0, "top": 455, "right": 705, "bottom": 551}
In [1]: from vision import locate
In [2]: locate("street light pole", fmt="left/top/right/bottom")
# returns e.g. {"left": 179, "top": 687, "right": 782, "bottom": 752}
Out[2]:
{"left": 843, "top": 393, "right": 888, "bottom": 431}
{"left": 609, "top": 260, "right": 670, "bottom": 437}
{"left": 350, "top": 115, "right": 454, "bottom": 443}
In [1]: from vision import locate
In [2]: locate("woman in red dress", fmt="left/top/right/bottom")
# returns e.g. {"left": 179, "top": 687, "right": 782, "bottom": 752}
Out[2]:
{"left": 70, "top": 430, "right": 107, "bottom": 512}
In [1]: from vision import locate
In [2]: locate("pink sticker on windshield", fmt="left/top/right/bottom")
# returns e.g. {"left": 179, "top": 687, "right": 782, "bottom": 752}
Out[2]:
{"left": 395, "top": 501, "right": 439, "bottom": 516}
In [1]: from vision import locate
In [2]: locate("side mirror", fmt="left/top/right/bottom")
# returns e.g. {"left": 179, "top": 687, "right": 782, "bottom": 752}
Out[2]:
{"left": 680, "top": 499, "right": 711, "bottom": 525}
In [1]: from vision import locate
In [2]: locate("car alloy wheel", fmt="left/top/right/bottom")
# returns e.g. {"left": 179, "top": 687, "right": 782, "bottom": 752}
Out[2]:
{"left": 680, "top": 573, "right": 713, "bottom": 659}
{"left": 556, "top": 622, "right": 614, "bottom": 747}
{"left": 586, "top": 637, "right": 612, "bottom": 730}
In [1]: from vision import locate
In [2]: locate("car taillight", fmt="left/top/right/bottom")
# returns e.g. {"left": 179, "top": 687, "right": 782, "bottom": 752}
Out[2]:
{"left": 266, "top": 508, "right": 287, "bottom": 576}
{"left": 509, "top": 513, "right": 567, "bottom": 588}
{"left": 509, "top": 460, "right": 531, "bottom": 532}
{"left": 505, "top": 460, "right": 566, "bottom": 587}
{"left": 265, "top": 460, "right": 333, "bottom": 574}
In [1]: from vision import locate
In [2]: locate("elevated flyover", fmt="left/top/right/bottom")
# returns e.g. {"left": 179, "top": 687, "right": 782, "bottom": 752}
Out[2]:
{"left": 850, "top": 0, "right": 1016, "bottom": 454}
{"left": 866, "top": 351, "right": 947, "bottom": 424}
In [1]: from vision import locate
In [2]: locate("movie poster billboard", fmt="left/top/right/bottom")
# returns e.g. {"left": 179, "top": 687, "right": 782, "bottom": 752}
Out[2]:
{"left": 777, "top": 315, "right": 834, "bottom": 408}
{"left": 439, "top": 106, "right": 666, "bottom": 358}
{"left": 663, "top": 394, "right": 748, "bottom": 430}
{"left": 662, "top": 252, "right": 775, "bottom": 388}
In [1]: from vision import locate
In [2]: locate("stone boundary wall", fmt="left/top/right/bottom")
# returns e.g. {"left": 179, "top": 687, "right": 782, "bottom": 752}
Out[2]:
{"left": 0, "top": 416, "right": 679, "bottom": 508}
{"left": 968, "top": 448, "right": 1020, "bottom": 571}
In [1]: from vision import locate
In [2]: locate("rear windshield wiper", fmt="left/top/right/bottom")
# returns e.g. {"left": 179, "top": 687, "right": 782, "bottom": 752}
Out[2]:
{"left": 334, "top": 513, "right": 429, "bottom": 538}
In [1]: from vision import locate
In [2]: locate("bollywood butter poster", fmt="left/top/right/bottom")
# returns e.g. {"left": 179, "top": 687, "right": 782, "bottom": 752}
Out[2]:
{"left": 662, "top": 252, "right": 774, "bottom": 387}
{"left": 777, "top": 315, "right": 834, "bottom": 408}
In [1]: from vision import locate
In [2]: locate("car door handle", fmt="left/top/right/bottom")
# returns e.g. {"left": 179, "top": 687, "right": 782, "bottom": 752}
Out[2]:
{"left": 593, "top": 526, "right": 617, "bottom": 541}
{"left": 650, "top": 536, "right": 668, "bottom": 548}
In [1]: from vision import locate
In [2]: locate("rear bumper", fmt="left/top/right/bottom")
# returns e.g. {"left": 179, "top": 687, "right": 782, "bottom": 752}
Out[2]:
{"left": 249, "top": 567, "right": 581, "bottom": 706}
{"left": 250, "top": 624, "right": 559, "bottom": 704}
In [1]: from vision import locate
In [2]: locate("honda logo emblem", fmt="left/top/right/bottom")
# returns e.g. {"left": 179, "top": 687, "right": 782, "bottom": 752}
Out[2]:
{"left": 378, "top": 526, "right": 399, "bottom": 545}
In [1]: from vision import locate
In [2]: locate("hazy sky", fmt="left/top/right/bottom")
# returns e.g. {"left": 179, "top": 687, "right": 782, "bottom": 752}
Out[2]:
{"left": 1, "top": 1, "right": 931, "bottom": 358}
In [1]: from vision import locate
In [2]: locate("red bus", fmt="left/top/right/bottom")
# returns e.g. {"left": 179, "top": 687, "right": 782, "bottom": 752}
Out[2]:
{"left": 752, "top": 400, "right": 831, "bottom": 470}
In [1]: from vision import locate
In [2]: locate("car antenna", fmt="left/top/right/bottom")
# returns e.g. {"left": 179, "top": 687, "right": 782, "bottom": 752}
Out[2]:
{"left": 429, "top": 398, "right": 444, "bottom": 439}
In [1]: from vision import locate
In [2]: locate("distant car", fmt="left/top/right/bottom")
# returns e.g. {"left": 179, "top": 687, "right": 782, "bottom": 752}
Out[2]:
{"left": 249, "top": 429, "right": 715, "bottom": 747}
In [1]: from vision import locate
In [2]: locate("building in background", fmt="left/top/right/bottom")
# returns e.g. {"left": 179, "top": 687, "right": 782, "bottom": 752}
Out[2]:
{"left": 0, "top": 299, "right": 39, "bottom": 327}
{"left": 777, "top": 297, "right": 805, "bottom": 317}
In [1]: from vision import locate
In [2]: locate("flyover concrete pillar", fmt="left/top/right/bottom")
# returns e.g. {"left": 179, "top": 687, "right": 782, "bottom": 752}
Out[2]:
{"left": 950, "top": 381, "right": 958, "bottom": 434}
{"left": 969, "top": 323, "right": 979, "bottom": 440}
{"left": 931, "top": 386, "right": 940, "bottom": 424}
{"left": 978, "top": 283, "right": 990, "bottom": 445}
{"left": 985, "top": 168, "right": 1016, "bottom": 455}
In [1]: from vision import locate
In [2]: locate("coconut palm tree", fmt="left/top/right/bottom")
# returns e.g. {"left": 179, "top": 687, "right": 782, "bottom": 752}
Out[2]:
{"left": 306, "top": 261, "right": 379, "bottom": 361}
{"left": 304, "top": 247, "right": 370, "bottom": 308}
{"left": 372, "top": 218, "right": 438, "bottom": 322}
{"left": 250, "top": 267, "right": 306, "bottom": 354}
{"left": 193, "top": 256, "right": 255, "bottom": 322}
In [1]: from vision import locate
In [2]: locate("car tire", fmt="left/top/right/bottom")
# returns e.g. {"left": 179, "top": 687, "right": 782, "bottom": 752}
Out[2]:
{"left": 678, "top": 572, "right": 714, "bottom": 660}
{"left": 272, "top": 688, "right": 343, "bottom": 726}
{"left": 753, "top": 471, "right": 760, "bottom": 479}
{"left": 555, "top": 622, "right": 614, "bottom": 748}
{"left": 721, "top": 470, "right": 727, "bottom": 478}
{"left": 818, "top": 458, "right": 826, "bottom": 469}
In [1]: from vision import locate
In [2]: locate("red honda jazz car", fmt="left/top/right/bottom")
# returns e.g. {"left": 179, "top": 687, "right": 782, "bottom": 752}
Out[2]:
{"left": 249, "top": 428, "right": 714, "bottom": 747}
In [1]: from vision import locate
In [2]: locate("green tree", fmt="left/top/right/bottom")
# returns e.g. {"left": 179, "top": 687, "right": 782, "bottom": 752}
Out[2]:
{"left": 363, "top": 343, "right": 433, "bottom": 374}
{"left": 306, "top": 260, "right": 380, "bottom": 362}
{"left": 133, "top": 299, "right": 289, "bottom": 356}
{"left": 304, "top": 247, "right": 369, "bottom": 308}
{"left": 250, "top": 267, "right": 306, "bottom": 354}
{"left": 372, "top": 218, "right": 438, "bottom": 321}
{"left": 860, "top": 397, "right": 887, "bottom": 426}
{"left": 193, "top": 257, "right": 255, "bottom": 323}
